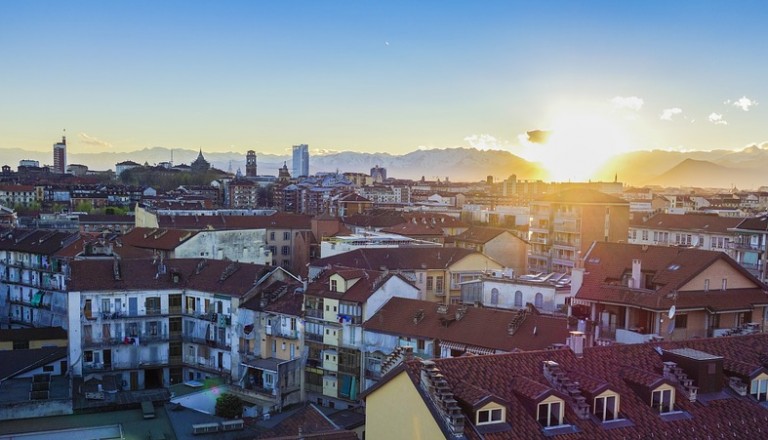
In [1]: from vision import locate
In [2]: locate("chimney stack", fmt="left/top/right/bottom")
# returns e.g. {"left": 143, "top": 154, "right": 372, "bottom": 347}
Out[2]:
{"left": 567, "top": 331, "right": 586, "bottom": 357}
{"left": 632, "top": 258, "right": 642, "bottom": 289}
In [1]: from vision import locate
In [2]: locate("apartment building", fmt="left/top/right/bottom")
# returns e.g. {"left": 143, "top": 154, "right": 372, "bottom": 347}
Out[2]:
{"left": 728, "top": 214, "right": 768, "bottom": 282}
{"left": 309, "top": 248, "right": 502, "bottom": 304}
{"left": 529, "top": 189, "right": 629, "bottom": 274}
{"left": 303, "top": 269, "right": 419, "bottom": 408}
{"left": 571, "top": 242, "right": 768, "bottom": 344}
{"left": 0, "top": 230, "right": 80, "bottom": 329}
{"left": 67, "top": 258, "right": 270, "bottom": 390}
{"left": 453, "top": 226, "right": 529, "bottom": 276}
{"left": 365, "top": 333, "right": 768, "bottom": 439}
{"left": 628, "top": 212, "right": 742, "bottom": 258}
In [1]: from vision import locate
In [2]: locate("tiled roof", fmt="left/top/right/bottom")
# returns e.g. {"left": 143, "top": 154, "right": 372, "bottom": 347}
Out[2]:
{"left": 342, "top": 212, "right": 405, "bottom": 228}
{"left": 0, "top": 326, "right": 67, "bottom": 342}
{"left": 629, "top": 212, "right": 742, "bottom": 233}
{"left": 311, "top": 247, "right": 485, "bottom": 271}
{"left": 257, "top": 403, "right": 357, "bottom": 439}
{"left": 379, "top": 222, "right": 445, "bottom": 236}
{"left": 363, "top": 297, "right": 570, "bottom": 352}
{"left": 69, "top": 258, "right": 270, "bottom": 298}
{"left": 536, "top": 188, "right": 629, "bottom": 205}
{"left": 0, "top": 347, "right": 67, "bottom": 380}
{"left": 121, "top": 227, "right": 196, "bottom": 251}
{"left": 0, "top": 229, "right": 79, "bottom": 255}
{"left": 454, "top": 226, "right": 517, "bottom": 244}
{"left": 575, "top": 242, "right": 768, "bottom": 311}
{"left": 731, "top": 214, "right": 768, "bottom": 232}
{"left": 77, "top": 214, "right": 135, "bottom": 223}
{"left": 157, "top": 213, "right": 312, "bottom": 230}
{"left": 305, "top": 269, "right": 385, "bottom": 303}
{"left": 390, "top": 333, "right": 768, "bottom": 439}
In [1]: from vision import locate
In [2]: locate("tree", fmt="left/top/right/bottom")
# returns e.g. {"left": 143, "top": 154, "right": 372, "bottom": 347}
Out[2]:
{"left": 215, "top": 393, "right": 243, "bottom": 419}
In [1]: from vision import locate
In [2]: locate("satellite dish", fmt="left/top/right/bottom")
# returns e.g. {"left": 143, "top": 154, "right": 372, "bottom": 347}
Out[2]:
{"left": 668, "top": 305, "right": 676, "bottom": 319}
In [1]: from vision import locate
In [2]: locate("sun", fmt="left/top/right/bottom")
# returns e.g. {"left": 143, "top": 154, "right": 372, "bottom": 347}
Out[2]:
{"left": 521, "top": 110, "right": 635, "bottom": 182}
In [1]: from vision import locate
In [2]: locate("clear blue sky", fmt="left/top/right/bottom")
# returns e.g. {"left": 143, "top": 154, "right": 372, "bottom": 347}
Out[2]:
{"left": 2, "top": 0, "right": 767, "bottom": 161}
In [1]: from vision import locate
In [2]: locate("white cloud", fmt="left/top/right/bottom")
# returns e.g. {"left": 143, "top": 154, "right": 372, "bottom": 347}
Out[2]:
{"left": 732, "top": 96, "right": 757, "bottom": 111}
{"left": 463, "top": 134, "right": 510, "bottom": 151}
{"left": 610, "top": 96, "right": 644, "bottom": 112}
{"left": 660, "top": 108, "right": 683, "bottom": 121}
{"left": 78, "top": 132, "right": 112, "bottom": 149}
{"left": 708, "top": 113, "right": 728, "bottom": 125}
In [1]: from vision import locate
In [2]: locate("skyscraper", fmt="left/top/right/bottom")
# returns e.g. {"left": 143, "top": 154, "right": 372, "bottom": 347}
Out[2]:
{"left": 246, "top": 150, "right": 257, "bottom": 177}
{"left": 292, "top": 144, "right": 309, "bottom": 178}
{"left": 53, "top": 136, "right": 67, "bottom": 174}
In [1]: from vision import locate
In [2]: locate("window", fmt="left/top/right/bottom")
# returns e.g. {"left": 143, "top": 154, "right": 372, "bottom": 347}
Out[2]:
{"left": 534, "top": 292, "right": 543, "bottom": 308}
{"left": 491, "top": 288, "right": 499, "bottom": 306}
{"left": 417, "top": 339, "right": 425, "bottom": 351}
{"left": 751, "top": 377, "right": 768, "bottom": 401}
{"left": 594, "top": 394, "right": 618, "bottom": 421}
{"left": 435, "top": 276, "right": 444, "bottom": 293}
{"left": 674, "top": 314, "right": 687, "bottom": 329}
{"left": 269, "top": 232, "right": 275, "bottom": 241}
{"left": 426, "top": 277, "right": 434, "bottom": 292}
{"left": 537, "top": 400, "right": 563, "bottom": 427}
{"left": 704, "top": 279, "right": 710, "bottom": 291}
{"left": 101, "top": 298, "right": 110, "bottom": 313}
{"left": 281, "top": 246, "right": 290, "bottom": 255}
{"left": 641, "top": 230, "right": 648, "bottom": 241}
{"left": 283, "top": 232, "right": 290, "bottom": 240}
{"left": 331, "top": 279, "right": 338, "bottom": 292}
{"left": 651, "top": 388, "right": 673, "bottom": 413}
{"left": 514, "top": 291, "right": 523, "bottom": 308}
{"left": 476, "top": 407, "right": 504, "bottom": 425}
{"left": 721, "top": 278, "right": 727, "bottom": 290}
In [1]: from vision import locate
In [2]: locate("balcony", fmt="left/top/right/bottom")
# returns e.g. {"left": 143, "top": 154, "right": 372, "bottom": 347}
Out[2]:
{"left": 304, "top": 309, "right": 324, "bottom": 319}
{"left": 183, "top": 355, "right": 225, "bottom": 374}
{"left": 83, "top": 358, "right": 169, "bottom": 373}
{"left": 181, "top": 335, "right": 231, "bottom": 350}
{"left": 266, "top": 325, "right": 299, "bottom": 340}
{"left": 553, "top": 240, "right": 580, "bottom": 250}
{"left": 729, "top": 240, "right": 764, "bottom": 252}
{"left": 306, "top": 332, "right": 323, "bottom": 343}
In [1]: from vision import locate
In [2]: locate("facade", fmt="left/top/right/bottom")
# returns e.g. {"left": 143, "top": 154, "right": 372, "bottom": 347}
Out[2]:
{"left": 628, "top": 212, "right": 741, "bottom": 259}
{"left": 0, "top": 185, "right": 37, "bottom": 208}
{"left": 460, "top": 271, "right": 571, "bottom": 313}
{"left": 309, "top": 247, "right": 503, "bottom": 304}
{"left": 228, "top": 178, "right": 260, "bottom": 208}
{"left": 529, "top": 188, "right": 630, "bottom": 274}
{"left": 572, "top": 242, "right": 768, "bottom": 344}
{"left": 0, "top": 230, "right": 79, "bottom": 329}
{"left": 67, "top": 258, "right": 269, "bottom": 390}
{"left": 365, "top": 333, "right": 768, "bottom": 439}
{"left": 453, "top": 226, "right": 529, "bottom": 276}
{"left": 115, "top": 160, "right": 141, "bottom": 177}
{"left": 728, "top": 214, "right": 768, "bottom": 282}
{"left": 303, "top": 269, "right": 420, "bottom": 408}
{"left": 53, "top": 136, "right": 66, "bottom": 174}
{"left": 292, "top": 144, "right": 309, "bottom": 178}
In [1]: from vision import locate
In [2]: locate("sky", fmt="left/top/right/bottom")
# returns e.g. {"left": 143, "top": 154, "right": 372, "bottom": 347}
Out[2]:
{"left": 2, "top": 1, "right": 768, "bottom": 179}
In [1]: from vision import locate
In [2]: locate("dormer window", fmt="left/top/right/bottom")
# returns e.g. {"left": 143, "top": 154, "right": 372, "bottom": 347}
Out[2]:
{"left": 594, "top": 393, "right": 619, "bottom": 421}
{"left": 476, "top": 407, "right": 504, "bottom": 425}
{"left": 537, "top": 397, "right": 564, "bottom": 427}
{"left": 651, "top": 387, "right": 674, "bottom": 413}
{"left": 750, "top": 375, "right": 768, "bottom": 401}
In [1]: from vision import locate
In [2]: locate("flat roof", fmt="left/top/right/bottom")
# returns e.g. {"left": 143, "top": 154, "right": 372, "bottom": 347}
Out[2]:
{"left": 666, "top": 347, "right": 723, "bottom": 361}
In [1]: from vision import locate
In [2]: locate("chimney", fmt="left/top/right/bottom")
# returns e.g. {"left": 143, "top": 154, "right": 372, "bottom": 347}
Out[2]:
{"left": 567, "top": 331, "right": 586, "bottom": 357}
{"left": 632, "top": 259, "right": 642, "bottom": 289}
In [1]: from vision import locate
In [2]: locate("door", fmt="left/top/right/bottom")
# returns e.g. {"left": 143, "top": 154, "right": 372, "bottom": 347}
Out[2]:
{"left": 128, "top": 297, "right": 137, "bottom": 316}
{"left": 130, "top": 371, "right": 139, "bottom": 390}
{"left": 218, "top": 352, "right": 224, "bottom": 369}
{"left": 103, "top": 349, "right": 112, "bottom": 369}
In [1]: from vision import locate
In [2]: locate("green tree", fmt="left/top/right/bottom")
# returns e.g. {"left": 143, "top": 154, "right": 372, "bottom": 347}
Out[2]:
{"left": 215, "top": 393, "right": 243, "bottom": 419}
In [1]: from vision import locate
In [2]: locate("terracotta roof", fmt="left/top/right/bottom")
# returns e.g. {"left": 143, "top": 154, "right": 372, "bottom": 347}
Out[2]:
{"left": 731, "top": 214, "right": 768, "bottom": 232}
{"left": 257, "top": 404, "right": 357, "bottom": 440}
{"left": 379, "top": 222, "right": 446, "bottom": 237}
{"left": 69, "top": 258, "right": 270, "bottom": 298}
{"left": 306, "top": 269, "right": 385, "bottom": 303}
{"left": 575, "top": 242, "right": 768, "bottom": 311}
{"left": 630, "top": 212, "right": 742, "bottom": 233}
{"left": 0, "top": 347, "right": 67, "bottom": 380}
{"left": 387, "top": 333, "right": 768, "bottom": 439}
{"left": 0, "top": 326, "right": 67, "bottom": 342}
{"left": 121, "top": 227, "right": 196, "bottom": 251}
{"left": 454, "top": 226, "right": 517, "bottom": 244}
{"left": 536, "top": 188, "right": 629, "bottom": 205}
{"left": 311, "top": 247, "right": 487, "bottom": 271}
{"left": 342, "top": 212, "right": 405, "bottom": 228}
{"left": 363, "top": 297, "right": 570, "bottom": 352}
{"left": 157, "top": 213, "right": 312, "bottom": 231}
{"left": 0, "top": 229, "right": 79, "bottom": 255}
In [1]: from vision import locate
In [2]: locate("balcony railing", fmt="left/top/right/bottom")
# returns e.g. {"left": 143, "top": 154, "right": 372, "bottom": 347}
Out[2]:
{"left": 304, "top": 309, "right": 324, "bottom": 319}
{"left": 305, "top": 332, "right": 323, "bottom": 343}
{"left": 83, "top": 358, "right": 169, "bottom": 373}
{"left": 181, "top": 335, "right": 231, "bottom": 350}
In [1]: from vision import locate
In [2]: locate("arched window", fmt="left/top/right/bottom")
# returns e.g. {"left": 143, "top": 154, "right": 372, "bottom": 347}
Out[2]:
{"left": 491, "top": 288, "right": 499, "bottom": 305}
{"left": 514, "top": 291, "right": 523, "bottom": 308}
{"left": 534, "top": 292, "right": 544, "bottom": 308}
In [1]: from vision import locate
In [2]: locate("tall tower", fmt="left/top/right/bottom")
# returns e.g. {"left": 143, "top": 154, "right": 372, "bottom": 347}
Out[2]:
{"left": 292, "top": 144, "right": 309, "bottom": 178}
{"left": 246, "top": 150, "right": 257, "bottom": 177}
{"left": 53, "top": 135, "right": 67, "bottom": 174}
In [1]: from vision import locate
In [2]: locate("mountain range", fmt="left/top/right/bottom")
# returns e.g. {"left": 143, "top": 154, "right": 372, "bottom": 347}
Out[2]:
{"left": 2, "top": 144, "right": 768, "bottom": 190}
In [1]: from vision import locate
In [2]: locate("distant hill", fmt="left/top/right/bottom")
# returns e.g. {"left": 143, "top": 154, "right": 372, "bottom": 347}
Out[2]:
{"left": 645, "top": 158, "right": 762, "bottom": 189}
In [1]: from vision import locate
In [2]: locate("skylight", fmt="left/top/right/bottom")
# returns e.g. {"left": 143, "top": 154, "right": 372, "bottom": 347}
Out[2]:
{"left": 667, "top": 264, "right": 681, "bottom": 271}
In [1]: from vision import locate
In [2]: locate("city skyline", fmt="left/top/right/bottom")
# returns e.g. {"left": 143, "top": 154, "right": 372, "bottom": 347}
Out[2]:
{"left": 2, "top": 1, "right": 768, "bottom": 181}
